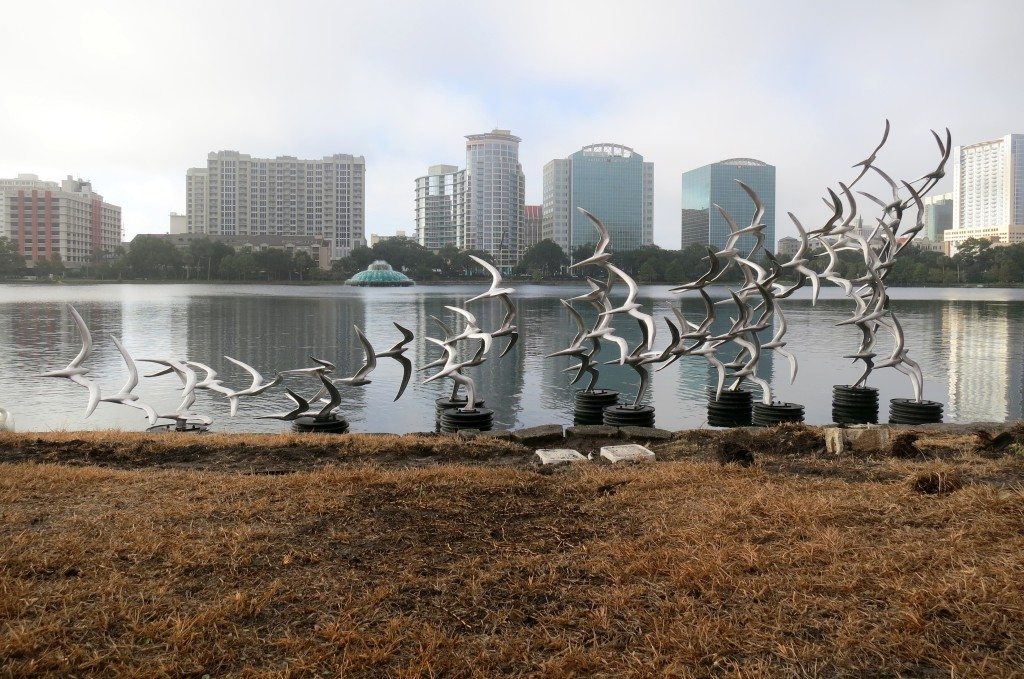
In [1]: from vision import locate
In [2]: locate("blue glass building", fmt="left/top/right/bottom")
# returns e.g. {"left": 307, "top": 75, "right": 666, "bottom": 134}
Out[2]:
{"left": 543, "top": 143, "right": 653, "bottom": 256}
{"left": 680, "top": 158, "right": 776, "bottom": 254}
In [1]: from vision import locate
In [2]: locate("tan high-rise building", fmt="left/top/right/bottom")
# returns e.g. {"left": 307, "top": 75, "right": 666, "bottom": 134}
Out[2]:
{"left": 523, "top": 204, "right": 543, "bottom": 249}
{"left": 185, "top": 150, "right": 365, "bottom": 260}
{"left": 0, "top": 174, "right": 121, "bottom": 268}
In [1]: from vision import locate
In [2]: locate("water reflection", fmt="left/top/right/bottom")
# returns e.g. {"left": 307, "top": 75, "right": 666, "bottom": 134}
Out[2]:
{"left": 2, "top": 283, "right": 1022, "bottom": 432}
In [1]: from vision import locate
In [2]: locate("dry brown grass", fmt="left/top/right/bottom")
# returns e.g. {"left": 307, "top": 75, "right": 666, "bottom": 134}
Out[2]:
{"left": 0, "top": 430, "right": 530, "bottom": 473}
{"left": 2, "top": 453, "right": 1023, "bottom": 677}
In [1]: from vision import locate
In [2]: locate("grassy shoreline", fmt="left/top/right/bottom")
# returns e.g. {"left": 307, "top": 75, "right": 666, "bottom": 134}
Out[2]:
{"left": 1, "top": 427, "right": 1022, "bottom": 676}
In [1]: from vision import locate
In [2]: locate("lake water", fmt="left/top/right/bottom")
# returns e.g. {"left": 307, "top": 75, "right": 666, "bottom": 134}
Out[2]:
{"left": 1, "top": 283, "right": 1022, "bottom": 433}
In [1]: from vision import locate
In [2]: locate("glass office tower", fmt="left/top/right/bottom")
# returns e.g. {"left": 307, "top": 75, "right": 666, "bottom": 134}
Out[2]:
{"left": 542, "top": 143, "right": 653, "bottom": 256}
{"left": 680, "top": 158, "right": 776, "bottom": 254}
{"left": 923, "top": 192, "right": 953, "bottom": 243}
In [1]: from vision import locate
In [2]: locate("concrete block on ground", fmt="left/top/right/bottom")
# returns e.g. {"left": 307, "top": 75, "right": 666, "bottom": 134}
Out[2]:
{"left": 478, "top": 429, "right": 514, "bottom": 440}
{"left": 600, "top": 443, "right": 656, "bottom": 464}
{"left": 512, "top": 424, "right": 564, "bottom": 445}
{"left": 565, "top": 424, "right": 619, "bottom": 438}
{"left": 618, "top": 426, "right": 674, "bottom": 441}
{"left": 457, "top": 429, "right": 481, "bottom": 439}
{"left": 535, "top": 448, "right": 587, "bottom": 465}
{"left": 825, "top": 426, "right": 891, "bottom": 455}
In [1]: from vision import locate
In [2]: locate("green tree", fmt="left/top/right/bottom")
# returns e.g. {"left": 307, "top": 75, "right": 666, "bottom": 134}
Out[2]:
{"left": 518, "top": 239, "right": 568, "bottom": 277}
{"left": 219, "top": 252, "right": 259, "bottom": 280}
{"left": 638, "top": 261, "right": 659, "bottom": 283}
{"left": 127, "top": 236, "right": 185, "bottom": 279}
{"left": 0, "top": 237, "right": 25, "bottom": 277}
{"left": 292, "top": 251, "right": 315, "bottom": 281}
{"left": 189, "top": 237, "right": 235, "bottom": 280}
{"left": 35, "top": 253, "right": 65, "bottom": 278}
{"left": 254, "top": 248, "right": 293, "bottom": 280}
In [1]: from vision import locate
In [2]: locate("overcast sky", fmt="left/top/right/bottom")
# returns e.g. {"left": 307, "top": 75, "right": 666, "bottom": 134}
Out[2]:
{"left": 1, "top": 0, "right": 1021, "bottom": 246}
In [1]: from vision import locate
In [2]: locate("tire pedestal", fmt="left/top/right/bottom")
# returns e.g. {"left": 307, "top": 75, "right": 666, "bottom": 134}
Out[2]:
{"left": 889, "top": 398, "right": 943, "bottom": 425}
{"left": 435, "top": 397, "right": 485, "bottom": 432}
{"left": 292, "top": 414, "right": 350, "bottom": 434}
{"left": 573, "top": 389, "right": 619, "bottom": 425}
{"left": 439, "top": 407, "right": 494, "bottom": 433}
{"left": 752, "top": 402, "right": 806, "bottom": 427}
{"left": 602, "top": 404, "right": 655, "bottom": 428}
{"left": 707, "top": 388, "right": 752, "bottom": 428}
{"left": 832, "top": 385, "right": 879, "bottom": 424}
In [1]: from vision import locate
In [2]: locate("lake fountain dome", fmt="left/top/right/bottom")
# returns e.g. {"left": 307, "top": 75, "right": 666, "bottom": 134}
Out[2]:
{"left": 346, "top": 260, "right": 414, "bottom": 287}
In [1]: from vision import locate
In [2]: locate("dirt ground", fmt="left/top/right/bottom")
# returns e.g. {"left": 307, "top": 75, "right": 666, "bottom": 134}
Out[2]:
{"left": 1, "top": 427, "right": 1023, "bottom": 677}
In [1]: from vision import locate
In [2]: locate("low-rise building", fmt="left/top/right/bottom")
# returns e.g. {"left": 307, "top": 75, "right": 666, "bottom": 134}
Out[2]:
{"left": 775, "top": 236, "right": 800, "bottom": 258}
{"left": 370, "top": 230, "right": 408, "bottom": 246}
{"left": 944, "top": 224, "right": 1024, "bottom": 254}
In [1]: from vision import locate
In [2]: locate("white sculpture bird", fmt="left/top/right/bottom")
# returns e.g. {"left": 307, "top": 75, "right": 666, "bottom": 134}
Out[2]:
{"left": 99, "top": 336, "right": 159, "bottom": 425}
{"left": 568, "top": 208, "right": 612, "bottom": 269}
{"left": 41, "top": 304, "right": 101, "bottom": 418}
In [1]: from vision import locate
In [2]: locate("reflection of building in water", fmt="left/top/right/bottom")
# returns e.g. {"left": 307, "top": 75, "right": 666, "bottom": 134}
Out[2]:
{"left": 943, "top": 301, "right": 1023, "bottom": 422}
{"left": 413, "top": 296, "right": 526, "bottom": 428}
{"left": 184, "top": 297, "right": 366, "bottom": 420}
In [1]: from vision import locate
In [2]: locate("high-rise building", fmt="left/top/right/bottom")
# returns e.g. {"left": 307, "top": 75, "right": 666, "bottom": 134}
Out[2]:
{"left": 0, "top": 174, "right": 122, "bottom": 268}
{"left": 464, "top": 129, "right": 525, "bottom": 270}
{"left": 542, "top": 143, "right": 653, "bottom": 256}
{"left": 414, "top": 164, "right": 465, "bottom": 250}
{"left": 185, "top": 150, "right": 365, "bottom": 260}
{"left": 945, "top": 134, "right": 1024, "bottom": 252}
{"left": 523, "top": 205, "right": 543, "bottom": 249}
{"left": 923, "top": 192, "right": 953, "bottom": 242}
{"left": 416, "top": 129, "right": 525, "bottom": 269}
{"left": 680, "top": 158, "right": 776, "bottom": 254}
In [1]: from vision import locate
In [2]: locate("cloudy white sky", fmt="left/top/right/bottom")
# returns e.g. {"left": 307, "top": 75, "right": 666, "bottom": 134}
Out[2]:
{"left": 1, "top": 0, "right": 1021, "bottom": 246}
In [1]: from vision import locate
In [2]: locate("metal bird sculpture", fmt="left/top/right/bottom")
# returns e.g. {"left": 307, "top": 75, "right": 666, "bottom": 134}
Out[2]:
{"left": 374, "top": 322, "right": 414, "bottom": 401}
{"left": 40, "top": 304, "right": 101, "bottom": 418}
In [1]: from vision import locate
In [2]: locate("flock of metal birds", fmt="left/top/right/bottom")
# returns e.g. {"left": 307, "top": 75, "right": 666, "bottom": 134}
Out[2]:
{"left": 39, "top": 122, "right": 950, "bottom": 429}
{"left": 549, "top": 120, "right": 952, "bottom": 409}
{"left": 40, "top": 255, "right": 518, "bottom": 429}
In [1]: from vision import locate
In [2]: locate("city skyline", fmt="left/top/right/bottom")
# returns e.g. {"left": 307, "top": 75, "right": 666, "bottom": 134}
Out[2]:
{"left": 2, "top": 2, "right": 1022, "bottom": 247}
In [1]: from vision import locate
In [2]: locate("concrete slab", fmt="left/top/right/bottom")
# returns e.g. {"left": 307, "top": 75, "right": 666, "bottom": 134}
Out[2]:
{"left": 565, "top": 424, "right": 619, "bottom": 438}
{"left": 478, "top": 429, "right": 514, "bottom": 440}
{"left": 618, "top": 426, "right": 674, "bottom": 441}
{"left": 535, "top": 448, "right": 587, "bottom": 465}
{"left": 600, "top": 443, "right": 656, "bottom": 464}
{"left": 512, "top": 424, "right": 565, "bottom": 445}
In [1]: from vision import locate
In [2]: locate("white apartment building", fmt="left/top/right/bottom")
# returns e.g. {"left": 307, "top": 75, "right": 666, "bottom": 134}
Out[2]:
{"left": 946, "top": 134, "right": 1024, "bottom": 253}
{"left": 464, "top": 129, "right": 525, "bottom": 270}
{"left": 414, "top": 130, "right": 525, "bottom": 270}
{"left": 414, "top": 164, "right": 466, "bottom": 251}
{"left": 0, "top": 174, "right": 122, "bottom": 268}
{"left": 186, "top": 151, "right": 365, "bottom": 260}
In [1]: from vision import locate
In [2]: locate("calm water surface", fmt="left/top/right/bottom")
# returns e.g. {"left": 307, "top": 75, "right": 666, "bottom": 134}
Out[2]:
{"left": 2, "top": 283, "right": 1022, "bottom": 433}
